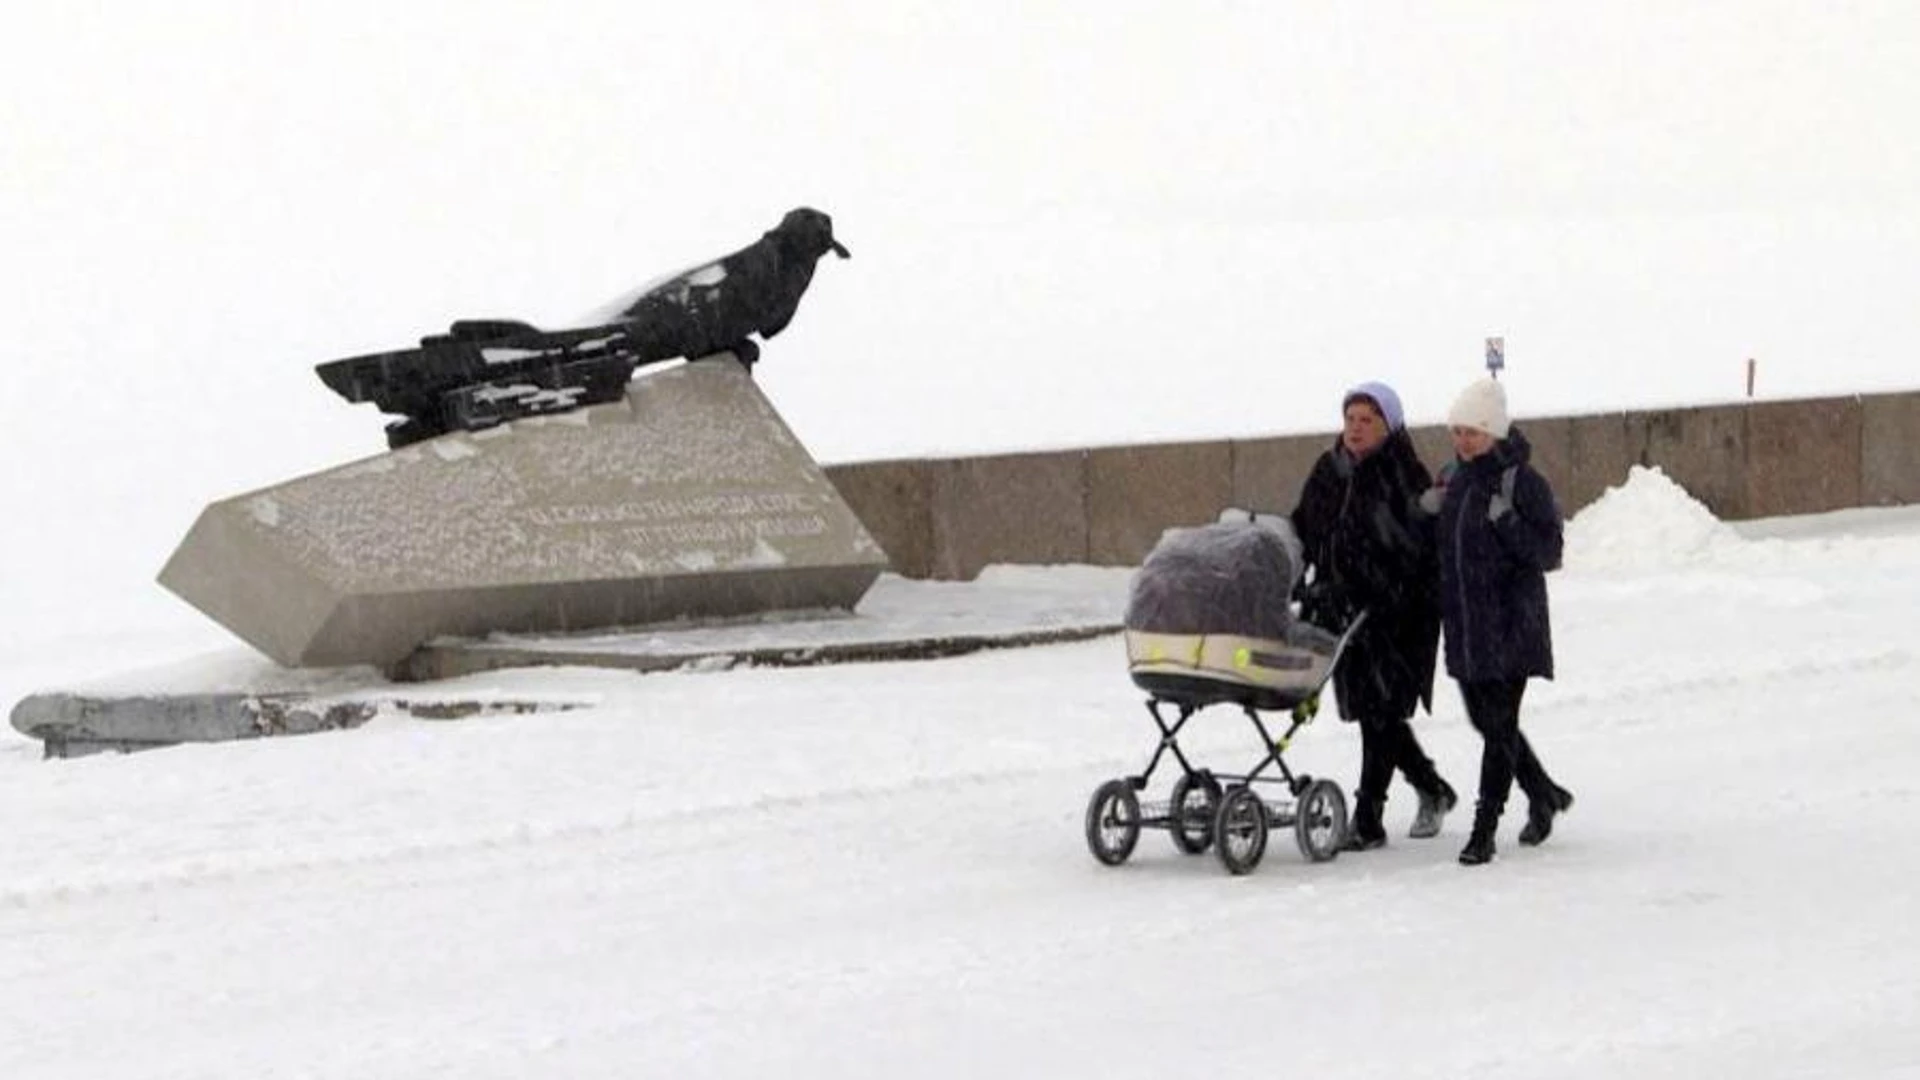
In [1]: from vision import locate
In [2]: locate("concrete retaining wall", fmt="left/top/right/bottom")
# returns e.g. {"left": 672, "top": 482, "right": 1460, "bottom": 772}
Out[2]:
{"left": 826, "top": 390, "right": 1920, "bottom": 580}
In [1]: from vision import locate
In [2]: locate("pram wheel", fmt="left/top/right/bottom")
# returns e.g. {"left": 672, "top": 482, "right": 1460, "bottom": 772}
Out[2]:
{"left": 1085, "top": 780, "right": 1143, "bottom": 866}
{"left": 1168, "top": 772, "right": 1223, "bottom": 855}
{"left": 1294, "top": 779, "right": 1348, "bottom": 863}
{"left": 1213, "top": 786, "right": 1270, "bottom": 875}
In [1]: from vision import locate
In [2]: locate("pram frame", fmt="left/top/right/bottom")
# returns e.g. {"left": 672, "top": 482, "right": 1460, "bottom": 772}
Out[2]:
{"left": 1086, "top": 612, "right": 1367, "bottom": 875}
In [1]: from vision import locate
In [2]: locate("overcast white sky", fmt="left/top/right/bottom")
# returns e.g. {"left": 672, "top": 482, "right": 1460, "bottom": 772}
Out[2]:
{"left": 4, "top": 1, "right": 1919, "bottom": 641}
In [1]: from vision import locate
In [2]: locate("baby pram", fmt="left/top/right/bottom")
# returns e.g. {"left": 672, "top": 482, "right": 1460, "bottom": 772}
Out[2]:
{"left": 1084, "top": 511, "right": 1364, "bottom": 875}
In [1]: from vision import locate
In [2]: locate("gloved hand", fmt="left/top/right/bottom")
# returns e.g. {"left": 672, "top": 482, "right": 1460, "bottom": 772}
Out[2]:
{"left": 1418, "top": 461, "right": 1456, "bottom": 516}
{"left": 1297, "top": 579, "right": 1353, "bottom": 631}
{"left": 1488, "top": 490, "right": 1513, "bottom": 523}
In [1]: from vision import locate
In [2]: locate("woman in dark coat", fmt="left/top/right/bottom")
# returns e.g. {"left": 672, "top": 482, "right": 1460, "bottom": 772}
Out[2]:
{"left": 1291, "top": 381, "right": 1456, "bottom": 850}
{"left": 1430, "top": 377, "right": 1574, "bottom": 866}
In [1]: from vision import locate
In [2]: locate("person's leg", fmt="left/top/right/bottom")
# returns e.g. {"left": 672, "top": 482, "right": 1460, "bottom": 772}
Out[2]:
{"left": 1387, "top": 715, "right": 1446, "bottom": 794}
{"left": 1458, "top": 679, "right": 1526, "bottom": 865}
{"left": 1344, "top": 716, "right": 1394, "bottom": 850}
{"left": 1513, "top": 695, "right": 1574, "bottom": 845}
{"left": 1501, "top": 682, "right": 1554, "bottom": 805}
{"left": 1382, "top": 714, "right": 1455, "bottom": 838}
{"left": 1461, "top": 681, "right": 1524, "bottom": 815}
{"left": 1512, "top": 731, "right": 1545, "bottom": 798}
{"left": 1397, "top": 718, "right": 1451, "bottom": 837}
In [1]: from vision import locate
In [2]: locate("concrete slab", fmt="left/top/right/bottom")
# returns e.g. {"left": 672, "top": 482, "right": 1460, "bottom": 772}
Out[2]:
{"left": 1629, "top": 403, "right": 1749, "bottom": 519}
{"left": 1513, "top": 417, "right": 1574, "bottom": 510}
{"left": 1862, "top": 392, "right": 1920, "bottom": 507}
{"left": 1086, "top": 441, "right": 1233, "bottom": 566}
{"left": 1230, "top": 434, "right": 1329, "bottom": 516}
{"left": 403, "top": 621, "right": 1119, "bottom": 681}
{"left": 159, "top": 355, "right": 889, "bottom": 669}
{"left": 10, "top": 690, "right": 587, "bottom": 759}
{"left": 405, "top": 566, "right": 1130, "bottom": 679}
{"left": 825, "top": 458, "right": 934, "bottom": 578}
{"left": 1565, "top": 412, "right": 1634, "bottom": 516}
{"left": 12, "top": 570, "right": 1131, "bottom": 755}
{"left": 10, "top": 692, "right": 373, "bottom": 757}
{"left": 927, "top": 450, "right": 1088, "bottom": 580}
{"left": 1746, "top": 396, "right": 1863, "bottom": 518}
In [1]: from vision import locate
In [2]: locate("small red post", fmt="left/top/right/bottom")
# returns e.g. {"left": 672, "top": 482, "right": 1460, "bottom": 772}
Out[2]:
{"left": 1746, "top": 358, "right": 1756, "bottom": 398}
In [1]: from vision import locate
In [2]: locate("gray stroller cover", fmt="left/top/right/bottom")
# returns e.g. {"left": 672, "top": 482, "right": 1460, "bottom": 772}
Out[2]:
{"left": 1124, "top": 513, "right": 1304, "bottom": 640}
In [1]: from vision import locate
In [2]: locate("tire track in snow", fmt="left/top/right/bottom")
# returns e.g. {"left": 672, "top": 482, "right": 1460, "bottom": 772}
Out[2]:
{"left": 1532, "top": 645, "right": 1913, "bottom": 720}
{"left": 0, "top": 758, "right": 1098, "bottom": 913}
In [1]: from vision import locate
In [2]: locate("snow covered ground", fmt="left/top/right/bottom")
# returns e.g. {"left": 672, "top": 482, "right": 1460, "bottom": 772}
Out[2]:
{"left": 2, "top": 469, "right": 1917, "bottom": 1078}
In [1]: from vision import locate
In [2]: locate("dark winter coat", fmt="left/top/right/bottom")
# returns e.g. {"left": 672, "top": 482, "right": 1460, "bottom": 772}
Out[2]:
{"left": 1290, "top": 429, "right": 1442, "bottom": 721}
{"left": 1433, "top": 426, "right": 1563, "bottom": 683}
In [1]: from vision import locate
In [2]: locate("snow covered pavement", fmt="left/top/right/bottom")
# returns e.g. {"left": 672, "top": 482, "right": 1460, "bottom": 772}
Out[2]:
{"left": 2, "top": 470, "right": 1918, "bottom": 1078}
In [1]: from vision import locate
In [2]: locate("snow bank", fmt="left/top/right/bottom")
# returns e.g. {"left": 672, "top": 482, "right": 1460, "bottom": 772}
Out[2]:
{"left": 1564, "top": 465, "right": 1744, "bottom": 572}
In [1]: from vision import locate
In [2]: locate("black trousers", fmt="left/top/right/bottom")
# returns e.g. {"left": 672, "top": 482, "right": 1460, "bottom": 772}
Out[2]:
{"left": 1355, "top": 712, "right": 1447, "bottom": 809}
{"left": 1457, "top": 679, "right": 1557, "bottom": 820}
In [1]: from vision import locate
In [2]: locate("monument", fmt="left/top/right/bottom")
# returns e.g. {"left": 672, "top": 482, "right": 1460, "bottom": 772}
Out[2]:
{"left": 316, "top": 206, "right": 851, "bottom": 448}
{"left": 158, "top": 208, "right": 888, "bottom": 671}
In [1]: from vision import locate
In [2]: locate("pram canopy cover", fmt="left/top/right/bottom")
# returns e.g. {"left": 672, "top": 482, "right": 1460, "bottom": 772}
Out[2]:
{"left": 1124, "top": 513, "right": 1339, "bottom": 707}
{"left": 1125, "top": 516, "right": 1302, "bottom": 640}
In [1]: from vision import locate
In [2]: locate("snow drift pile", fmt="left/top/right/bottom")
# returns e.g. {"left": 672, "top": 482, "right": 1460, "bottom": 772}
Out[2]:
{"left": 1563, "top": 465, "right": 1745, "bottom": 572}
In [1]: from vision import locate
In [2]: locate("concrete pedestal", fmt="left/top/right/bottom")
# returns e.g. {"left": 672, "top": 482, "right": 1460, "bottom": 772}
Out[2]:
{"left": 159, "top": 355, "right": 889, "bottom": 668}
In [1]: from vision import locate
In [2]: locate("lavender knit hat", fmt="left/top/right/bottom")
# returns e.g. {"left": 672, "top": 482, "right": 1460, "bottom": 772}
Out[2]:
{"left": 1343, "top": 381, "right": 1406, "bottom": 431}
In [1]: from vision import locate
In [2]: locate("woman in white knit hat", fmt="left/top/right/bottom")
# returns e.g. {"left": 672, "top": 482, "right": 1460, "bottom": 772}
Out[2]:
{"left": 1430, "top": 377, "right": 1574, "bottom": 866}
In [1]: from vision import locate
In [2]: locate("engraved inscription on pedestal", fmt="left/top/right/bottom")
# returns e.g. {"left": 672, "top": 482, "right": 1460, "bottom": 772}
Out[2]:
{"left": 159, "top": 355, "right": 889, "bottom": 669}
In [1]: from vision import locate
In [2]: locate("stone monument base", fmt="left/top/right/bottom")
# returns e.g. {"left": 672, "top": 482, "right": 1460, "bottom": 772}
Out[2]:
{"left": 159, "top": 354, "right": 890, "bottom": 670}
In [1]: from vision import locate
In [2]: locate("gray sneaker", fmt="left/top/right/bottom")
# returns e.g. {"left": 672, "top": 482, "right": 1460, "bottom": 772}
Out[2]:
{"left": 1409, "top": 784, "right": 1457, "bottom": 839}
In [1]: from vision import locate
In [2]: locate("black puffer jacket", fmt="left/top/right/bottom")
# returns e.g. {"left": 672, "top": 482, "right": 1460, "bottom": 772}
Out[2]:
{"left": 1434, "top": 426, "right": 1563, "bottom": 683}
{"left": 1290, "top": 429, "right": 1441, "bottom": 720}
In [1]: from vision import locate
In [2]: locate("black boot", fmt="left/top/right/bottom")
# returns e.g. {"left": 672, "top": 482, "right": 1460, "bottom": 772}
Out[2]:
{"left": 1519, "top": 785, "right": 1574, "bottom": 847}
{"left": 1409, "top": 778, "right": 1457, "bottom": 839}
{"left": 1342, "top": 794, "right": 1386, "bottom": 852}
{"left": 1458, "top": 806, "right": 1498, "bottom": 866}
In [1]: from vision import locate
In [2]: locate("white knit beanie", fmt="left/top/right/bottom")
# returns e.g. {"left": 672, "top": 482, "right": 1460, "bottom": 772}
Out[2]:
{"left": 1448, "top": 378, "right": 1511, "bottom": 439}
